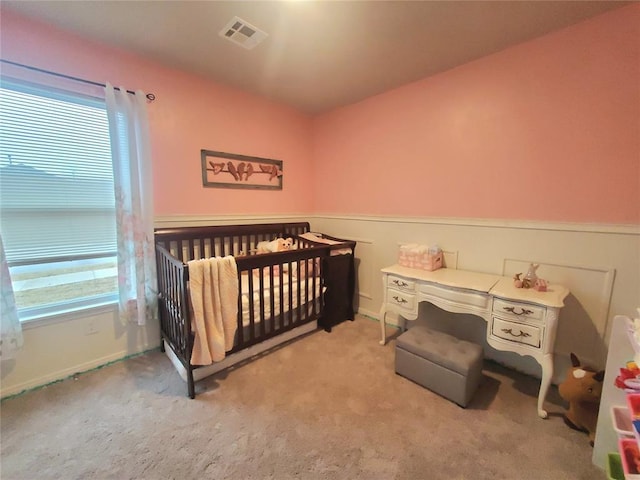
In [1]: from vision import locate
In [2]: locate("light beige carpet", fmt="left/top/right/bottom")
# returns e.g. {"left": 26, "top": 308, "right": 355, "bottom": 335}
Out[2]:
{"left": 1, "top": 316, "right": 603, "bottom": 480}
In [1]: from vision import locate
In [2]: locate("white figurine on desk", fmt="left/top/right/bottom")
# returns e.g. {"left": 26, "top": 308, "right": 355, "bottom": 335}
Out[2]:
{"left": 513, "top": 263, "right": 542, "bottom": 290}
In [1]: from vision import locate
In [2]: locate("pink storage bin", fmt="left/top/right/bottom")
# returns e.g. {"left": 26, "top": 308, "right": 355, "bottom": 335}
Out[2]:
{"left": 619, "top": 438, "right": 640, "bottom": 479}
{"left": 612, "top": 406, "right": 634, "bottom": 438}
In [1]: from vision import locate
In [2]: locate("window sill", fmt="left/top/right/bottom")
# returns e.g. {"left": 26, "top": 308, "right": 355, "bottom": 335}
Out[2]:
{"left": 20, "top": 301, "right": 118, "bottom": 330}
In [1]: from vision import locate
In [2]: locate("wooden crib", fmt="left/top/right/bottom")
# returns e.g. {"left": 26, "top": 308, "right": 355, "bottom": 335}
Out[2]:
{"left": 154, "top": 222, "right": 355, "bottom": 398}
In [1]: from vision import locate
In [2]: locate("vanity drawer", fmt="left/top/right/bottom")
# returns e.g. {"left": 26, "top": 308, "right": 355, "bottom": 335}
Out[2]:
{"left": 491, "top": 316, "right": 541, "bottom": 348}
{"left": 420, "top": 283, "right": 491, "bottom": 310}
{"left": 387, "top": 288, "right": 416, "bottom": 312}
{"left": 387, "top": 275, "right": 416, "bottom": 293}
{"left": 493, "top": 298, "right": 545, "bottom": 323}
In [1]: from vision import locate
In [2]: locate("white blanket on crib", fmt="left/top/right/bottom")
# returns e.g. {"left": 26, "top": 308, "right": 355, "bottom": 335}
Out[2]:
{"left": 188, "top": 256, "right": 238, "bottom": 365}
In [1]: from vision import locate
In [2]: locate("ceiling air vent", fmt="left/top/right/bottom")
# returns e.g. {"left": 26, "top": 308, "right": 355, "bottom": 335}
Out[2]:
{"left": 219, "top": 16, "right": 268, "bottom": 50}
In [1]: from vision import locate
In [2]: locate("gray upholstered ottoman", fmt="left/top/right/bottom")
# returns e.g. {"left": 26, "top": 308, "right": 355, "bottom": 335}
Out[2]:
{"left": 395, "top": 325, "right": 483, "bottom": 407}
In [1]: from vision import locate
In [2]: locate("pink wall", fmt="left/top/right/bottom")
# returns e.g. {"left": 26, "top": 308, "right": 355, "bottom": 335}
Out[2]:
{"left": 0, "top": 9, "right": 315, "bottom": 216}
{"left": 2, "top": 6, "right": 638, "bottom": 224}
{"left": 313, "top": 5, "right": 640, "bottom": 224}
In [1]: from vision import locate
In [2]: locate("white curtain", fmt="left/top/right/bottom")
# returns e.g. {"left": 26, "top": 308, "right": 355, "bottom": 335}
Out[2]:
{"left": 105, "top": 83, "right": 157, "bottom": 326}
{"left": 0, "top": 235, "right": 23, "bottom": 360}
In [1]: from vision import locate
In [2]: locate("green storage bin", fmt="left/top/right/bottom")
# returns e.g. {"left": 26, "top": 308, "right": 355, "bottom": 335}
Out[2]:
{"left": 608, "top": 452, "right": 624, "bottom": 480}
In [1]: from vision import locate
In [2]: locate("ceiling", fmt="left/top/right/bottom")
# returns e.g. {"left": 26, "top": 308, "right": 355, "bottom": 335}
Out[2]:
{"left": 2, "top": 1, "right": 631, "bottom": 114}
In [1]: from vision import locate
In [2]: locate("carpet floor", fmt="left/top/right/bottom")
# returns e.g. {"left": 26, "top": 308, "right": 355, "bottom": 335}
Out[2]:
{"left": 1, "top": 316, "right": 604, "bottom": 480}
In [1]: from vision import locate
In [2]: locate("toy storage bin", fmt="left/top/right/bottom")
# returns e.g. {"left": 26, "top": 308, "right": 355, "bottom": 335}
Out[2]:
{"left": 607, "top": 453, "right": 624, "bottom": 480}
{"left": 612, "top": 405, "right": 634, "bottom": 438}
{"left": 398, "top": 244, "right": 443, "bottom": 271}
{"left": 619, "top": 438, "right": 640, "bottom": 479}
{"left": 628, "top": 393, "right": 640, "bottom": 419}
{"left": 395, "top": 325, "right": 483, "bottom": 407}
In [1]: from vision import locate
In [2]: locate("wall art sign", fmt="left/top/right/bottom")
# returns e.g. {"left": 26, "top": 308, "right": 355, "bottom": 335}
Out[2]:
{"left": 201, "top": 150, "right": 283, "bottom": 190}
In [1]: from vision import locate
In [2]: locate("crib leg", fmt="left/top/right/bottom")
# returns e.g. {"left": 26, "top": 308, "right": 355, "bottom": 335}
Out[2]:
{"left": 159, "top": 337, "right": 165, "bottom": 352}
{"left": 321, "top": 318, "right": 332, "bottom": 333}
{"left": 187, "top": 368, "right": 195, "bottom": 399}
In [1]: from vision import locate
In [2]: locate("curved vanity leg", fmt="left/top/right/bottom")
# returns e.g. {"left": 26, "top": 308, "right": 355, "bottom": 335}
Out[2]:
{"left": 537, "top": 354, "right": 553, "bottom": 419}
{"left": 379, "top": 306, "right": 387, "bottom": 346}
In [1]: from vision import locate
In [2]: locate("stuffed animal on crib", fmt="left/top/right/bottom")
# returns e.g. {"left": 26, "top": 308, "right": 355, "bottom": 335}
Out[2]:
{"left": 558, "top": 352, "right": 605, "bottom": 446}
{"left": 255, "top": 237, "right": 294, "bottom": 254}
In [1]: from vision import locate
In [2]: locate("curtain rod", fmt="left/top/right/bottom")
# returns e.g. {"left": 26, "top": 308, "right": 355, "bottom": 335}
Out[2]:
{"left": 0, "top": 59, "right": 156, "bottom": 101}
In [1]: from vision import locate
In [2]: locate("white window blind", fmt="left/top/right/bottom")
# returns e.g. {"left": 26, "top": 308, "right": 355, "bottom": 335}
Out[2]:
{"left": 0, "top": 79, "right": 116, "bottom": 266}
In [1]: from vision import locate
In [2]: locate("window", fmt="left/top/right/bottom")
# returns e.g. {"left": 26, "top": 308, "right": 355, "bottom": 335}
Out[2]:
{"left": 0, "top": 79, "right": 117, "bottom": 320}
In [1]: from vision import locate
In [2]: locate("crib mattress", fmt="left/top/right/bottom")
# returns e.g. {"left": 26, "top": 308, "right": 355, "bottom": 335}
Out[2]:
{"left": 239, "top": 270, "right": 323, "bottom": 327}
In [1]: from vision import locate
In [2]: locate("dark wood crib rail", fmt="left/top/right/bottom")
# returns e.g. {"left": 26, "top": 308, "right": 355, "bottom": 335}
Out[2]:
{"left": 155, "top": 222, "right": 311, "bottom": 261}
{"left": 231, "top": 246, "right": 329, "bottom": 350}
{"left": 155, "top": 244, "right": 191, "bottom": 379}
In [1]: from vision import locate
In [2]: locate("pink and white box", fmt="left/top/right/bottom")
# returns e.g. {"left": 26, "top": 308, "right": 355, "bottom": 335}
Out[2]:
{"left": 398, "top": 244, "right": 443, "bottom": 271}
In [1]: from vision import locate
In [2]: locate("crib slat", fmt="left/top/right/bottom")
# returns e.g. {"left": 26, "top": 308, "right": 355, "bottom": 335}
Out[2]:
{"left": 269, "top": 265, "right": 276, "bottom": 334}
{"left": 258, "top": 267, "right": 266, "bottom": 339}
{"left": 236, "top": 268, "right": 244, "bottom": 346}
{"left": 277, "top": 263, "right": 284, "bottom": 330}
{"left": 296, "top": 259, "right": 302, "bottom": 323}
{"left": 287, "top": 261, "right": 293, "bottom": 327}
{"left": 311, "top": 259, "right": 322, "bottom": 316}
{"left": 247, "top": 268, "right": 256, "bottom": 341}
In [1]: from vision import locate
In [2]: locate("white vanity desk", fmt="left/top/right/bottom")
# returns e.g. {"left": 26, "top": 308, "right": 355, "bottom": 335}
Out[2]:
{"left": 379, "top": 264, "right": 569, "bottom": 418}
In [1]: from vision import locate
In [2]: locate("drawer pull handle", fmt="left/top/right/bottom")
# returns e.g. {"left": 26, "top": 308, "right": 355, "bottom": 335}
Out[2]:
{"left": 501, "top": 328, "right": 531, "bottom": 339}
{"left": 393, "top": 280, "right": 409, "bottom": 288}
{"left": 392, "top": 296, "right": 408, "bottom": 304}
{"left": 503, "top": 306, "right": 533, "bottom": 316}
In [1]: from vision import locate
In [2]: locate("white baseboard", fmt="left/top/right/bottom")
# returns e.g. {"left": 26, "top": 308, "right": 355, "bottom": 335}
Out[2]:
{"left": 357, "top": 308, "right": 405, "bottom": 328}
{"left": 0, "top": 344, "right": 155, "bottom": 399}
{"left": 356, "top": 307, "right": 379, "bottom": 321}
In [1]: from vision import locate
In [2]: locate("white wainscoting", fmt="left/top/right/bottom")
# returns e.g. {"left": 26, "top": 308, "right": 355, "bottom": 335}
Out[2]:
{"left": 502, "top": 258, "right": 615, "bottom": 368}
{"left": 1, "top": 306, "right": 158, "bottom": 398}
{"left": 5, "top": 213, "right": 632, "bottom": 399}
{"left": 154, "top": 213, "right": 639, "bottom": 380}
{"left": 311, "top": 214, "right": 639, "bottom": 382}
{"left": 349, "top": 237, "right": 375, "bottom": 303}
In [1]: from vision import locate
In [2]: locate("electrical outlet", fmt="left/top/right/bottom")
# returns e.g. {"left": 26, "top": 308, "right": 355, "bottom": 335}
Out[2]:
{"left": 85, "top": 320, "right": 99, "bottom": 335}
